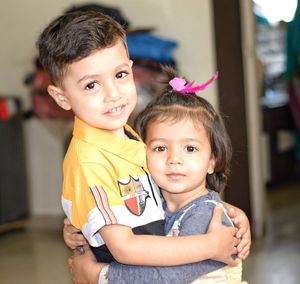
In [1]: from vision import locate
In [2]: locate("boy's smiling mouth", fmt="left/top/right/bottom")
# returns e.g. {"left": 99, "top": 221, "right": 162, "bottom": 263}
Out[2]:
{"left": 106, "top": 104, "right": 126, "bottom": 116}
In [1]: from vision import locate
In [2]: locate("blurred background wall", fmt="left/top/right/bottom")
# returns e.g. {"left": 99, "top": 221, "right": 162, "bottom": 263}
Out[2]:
{"left": 0, "top": 0, "right": 218, "bottom": 216}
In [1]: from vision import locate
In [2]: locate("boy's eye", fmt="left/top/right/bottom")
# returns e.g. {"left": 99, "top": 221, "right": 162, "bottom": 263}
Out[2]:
{"left": 185, "top": 146, "right": 198, "bottom": 152}
{"left": 154, "top": 146, "right": 167, "bottom": 152}
{"left": 116, "top": 71, "right": 128, "bottom": 79}
{"left": 85, "top": 81, "right": 99, "bottom": 90}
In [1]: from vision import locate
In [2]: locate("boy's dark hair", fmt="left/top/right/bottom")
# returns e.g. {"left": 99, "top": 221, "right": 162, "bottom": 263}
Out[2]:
{"left": 37, "top": 11, "right": 127, "bottom": 85}
{"left": 134, "top": 66, "right": 232, "bottom": 193}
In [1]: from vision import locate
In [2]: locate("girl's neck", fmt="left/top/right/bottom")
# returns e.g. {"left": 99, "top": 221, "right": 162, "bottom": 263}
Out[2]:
{"left": 162, "top": 187, "right": 209, "bottom": 213}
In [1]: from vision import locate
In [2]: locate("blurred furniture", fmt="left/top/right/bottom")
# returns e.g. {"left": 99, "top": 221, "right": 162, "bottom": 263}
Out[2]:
{"left": 263, "top": 103, "right": 296, "bottom": 185}
{"left": 0, "top": 97, "right": 29, "bottom": 232}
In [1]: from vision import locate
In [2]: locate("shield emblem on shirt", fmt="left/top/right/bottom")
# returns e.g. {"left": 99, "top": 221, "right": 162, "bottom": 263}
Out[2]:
{"left": 118, "top": 176, "right": 149, "bottom": 216}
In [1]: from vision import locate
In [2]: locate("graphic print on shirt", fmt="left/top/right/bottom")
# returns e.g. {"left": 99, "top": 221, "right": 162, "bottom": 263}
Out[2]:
{"left": 118, "top": 175, "right": 150, "bottom": 216}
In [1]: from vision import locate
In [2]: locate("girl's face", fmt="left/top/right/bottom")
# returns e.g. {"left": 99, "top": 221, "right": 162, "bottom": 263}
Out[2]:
{"left": 145, "top": 117, "right": 215, "bottom": 211}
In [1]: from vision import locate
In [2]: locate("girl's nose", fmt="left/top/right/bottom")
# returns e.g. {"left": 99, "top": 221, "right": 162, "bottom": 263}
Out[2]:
{"left": 167, "top": 153, "right": 183, "bottom": 165}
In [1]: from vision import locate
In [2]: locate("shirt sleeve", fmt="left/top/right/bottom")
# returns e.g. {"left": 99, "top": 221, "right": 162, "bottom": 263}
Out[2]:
{"left": 62, "top": 161, "right": 123, "bottom": 247}
{"left": 106, "top": 204, "right": 225, "bottom": 284}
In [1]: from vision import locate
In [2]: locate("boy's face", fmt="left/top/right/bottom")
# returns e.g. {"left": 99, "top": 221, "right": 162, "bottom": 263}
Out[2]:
{"left": 145, "top": 118, "right": 215, "bottom": 209}
{"left": 48, "top": 40, "right": 137, "bottom": 136}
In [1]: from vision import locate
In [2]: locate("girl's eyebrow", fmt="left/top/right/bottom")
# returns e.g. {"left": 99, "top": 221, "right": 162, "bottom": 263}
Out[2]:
{"left": 147, "top": 138, "right": 202, "bottom": 144}
{"left": 146, "top": 138, "right": 167, "bottom": 144}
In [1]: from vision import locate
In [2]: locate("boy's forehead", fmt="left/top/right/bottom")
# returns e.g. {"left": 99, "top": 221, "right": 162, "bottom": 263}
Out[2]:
{"left": 62, "top": 40, "right": 130, "bottom": 80}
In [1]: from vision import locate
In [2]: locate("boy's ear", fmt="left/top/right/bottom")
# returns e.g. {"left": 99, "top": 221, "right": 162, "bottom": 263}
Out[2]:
{"left": 47, "top": 85, "right": 71, "bottom": 111}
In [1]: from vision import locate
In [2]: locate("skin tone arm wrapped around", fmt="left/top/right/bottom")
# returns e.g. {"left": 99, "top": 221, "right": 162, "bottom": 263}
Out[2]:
{"left": 63, "top": 204, "right": 251, "bottom": 261}
{"left": 68, "top": 205, "right": 240, "bottom": 284}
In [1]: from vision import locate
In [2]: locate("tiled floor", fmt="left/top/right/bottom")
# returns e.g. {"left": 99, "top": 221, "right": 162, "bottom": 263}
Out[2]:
{"left": 243, "top": 181, "right": 300, "bottom": 284}
{"left": 0, "top": 181, "right": 299, "bottom": 284}
{"left": 0, "top": 220, "right": 72, "bottom": 284}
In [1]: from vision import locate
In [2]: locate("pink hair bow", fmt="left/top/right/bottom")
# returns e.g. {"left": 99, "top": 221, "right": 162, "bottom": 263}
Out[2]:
{"left": 169, "top": 71, "right": 218, "bottom": 94}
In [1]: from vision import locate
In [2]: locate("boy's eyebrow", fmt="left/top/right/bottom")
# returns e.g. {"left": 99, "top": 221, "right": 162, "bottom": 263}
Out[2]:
{"left": 77, "top": 63, "right": 131, "bottom": 83}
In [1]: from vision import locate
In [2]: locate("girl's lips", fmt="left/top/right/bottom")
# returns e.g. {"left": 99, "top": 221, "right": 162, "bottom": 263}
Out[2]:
{"left": 166, "top": 173, "right": 185, "bottom": 180}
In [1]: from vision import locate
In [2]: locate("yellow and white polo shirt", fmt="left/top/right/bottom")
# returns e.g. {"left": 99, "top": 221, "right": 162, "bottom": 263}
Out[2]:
{"left": 62, "top": 117, "right": 164, "bottom": 247}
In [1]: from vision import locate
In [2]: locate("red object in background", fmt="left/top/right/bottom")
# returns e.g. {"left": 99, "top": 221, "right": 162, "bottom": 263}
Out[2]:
{"left": 32, "top": 94, "right": 74, "bottom": 120}
{"left": 0, "top": 99, "right": 10, "bottom": 120}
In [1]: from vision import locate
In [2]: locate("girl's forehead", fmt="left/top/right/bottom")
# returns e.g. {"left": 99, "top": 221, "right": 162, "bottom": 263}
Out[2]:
{"left": 151, "top": 115, "right": 206, "bottom": 127}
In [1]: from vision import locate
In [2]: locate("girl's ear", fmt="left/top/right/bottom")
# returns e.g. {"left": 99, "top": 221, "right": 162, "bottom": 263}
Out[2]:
{"left": 47, "top": 85, "right": 71, "bottom": 111}
{"left": 207, "top": 155, "right": 216, "bottom": 174}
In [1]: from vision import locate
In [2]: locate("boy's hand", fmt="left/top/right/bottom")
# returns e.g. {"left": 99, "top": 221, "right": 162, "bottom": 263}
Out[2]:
{"left": 226, "top": 206, "right": 251, "bottom": 260}
{"left": 207, "top": 204, "right": 239, "bottom": 266}
{"left": 63, "top": 218, "right": 87, "bottom": 249}
{"left": 68, "top": 245, "right": 104, "bottom": 284}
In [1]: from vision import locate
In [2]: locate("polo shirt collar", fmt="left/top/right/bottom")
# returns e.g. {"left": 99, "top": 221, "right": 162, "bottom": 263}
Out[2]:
{"left": 72, "top": 116, "right": 146, "bottom": 167}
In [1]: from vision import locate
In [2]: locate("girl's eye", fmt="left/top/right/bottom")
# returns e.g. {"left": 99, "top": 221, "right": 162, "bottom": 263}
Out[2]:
{"left": 185, "top": 146, "right": 198, "bottom": 152}
{"left": 154, "top": 146, "right": 167, "bottom": 152}
{"left": 116, "top": 71, "right": 128, "bottom": 79}
{"left": 85, "top": 81, "right": 100, "bottom": 90}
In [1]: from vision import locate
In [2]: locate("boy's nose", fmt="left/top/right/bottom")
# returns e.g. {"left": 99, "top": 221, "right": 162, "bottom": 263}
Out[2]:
{"left": 105, "top": 84, "right": 121, "bottom": 102}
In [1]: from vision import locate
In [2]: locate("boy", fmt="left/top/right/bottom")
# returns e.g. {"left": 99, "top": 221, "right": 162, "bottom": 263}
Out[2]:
{"left": 37, "top": 10, "right": 248, "bottom": 267}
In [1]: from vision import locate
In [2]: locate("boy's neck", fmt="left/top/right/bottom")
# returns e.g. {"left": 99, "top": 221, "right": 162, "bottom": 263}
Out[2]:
{"left": 110, "top": 127, "right": 126, "bottom": 138}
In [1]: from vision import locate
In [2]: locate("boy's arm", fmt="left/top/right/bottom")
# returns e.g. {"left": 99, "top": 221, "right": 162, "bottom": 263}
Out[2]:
{"left": 100, "top": 204, "right": 238, "bottom": 266}
{"left": 69, "top": 248, "right": 218, "bottom": 284}
{"left": 224, "top": 202, "right": 251, "bottom": 260}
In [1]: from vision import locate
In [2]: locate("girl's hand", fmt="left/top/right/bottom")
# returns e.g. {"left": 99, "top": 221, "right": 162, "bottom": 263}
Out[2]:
{"left": 63, "top": 218, "right": 87, "bottom": 249}
{"left": 226, "top": 206, "right": 251, "bottom": 260}
{"left": 68, "top": 245, "right": 104, "bottom": 284}
{"left": 207, "top": 204, "right": 239, "bottom": 266}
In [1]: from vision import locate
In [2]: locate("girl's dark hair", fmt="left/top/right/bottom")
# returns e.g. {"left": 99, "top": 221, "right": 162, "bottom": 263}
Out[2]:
{"left": 134, "top": 66, "right": 232, "bottom": 193}
{"left": 37, "top": 11, "right": 127, "bottom": 85}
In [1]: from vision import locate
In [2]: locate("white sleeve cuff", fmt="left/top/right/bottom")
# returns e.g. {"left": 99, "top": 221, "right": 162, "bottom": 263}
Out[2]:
{"left": 98, "top": 264, "right": 109, "bottom": 284}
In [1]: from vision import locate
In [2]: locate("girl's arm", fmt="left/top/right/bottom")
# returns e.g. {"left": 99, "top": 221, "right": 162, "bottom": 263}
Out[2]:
{"left": 65, "top": 205, "right": 238, "bottom": 266}
{"left": 100, "top": 204, "right": 238, "bottom": 266}
{"left": 69, "top": 204, "right": 239, "bottom": 284}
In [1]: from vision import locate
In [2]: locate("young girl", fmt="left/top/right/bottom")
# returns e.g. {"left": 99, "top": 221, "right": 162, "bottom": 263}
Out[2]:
{"left": 67, "top": 67, "right": 249, "bottom": 283}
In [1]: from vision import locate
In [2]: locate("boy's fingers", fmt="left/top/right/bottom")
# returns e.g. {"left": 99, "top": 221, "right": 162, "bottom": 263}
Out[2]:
{"left": 239, "top": 250, "right": 250, "bottom": 260}
{"left": 68, "top": 255, "right": 73, "bottom": 266}
{"left": 235, "top": 228, "right": 244, "bottom": 239}
{"left": 64, "top": 218, "right": 71, "bottom": 225}
{"left": 237, "top": 239, "right": 248, "bottom": 251}
{"left": 76, "top": 233, "right": 87, "bottom": 241}
{"left": 226, "top": 207, "right": 236, "bottom": 217}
